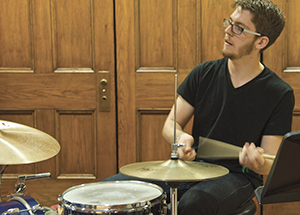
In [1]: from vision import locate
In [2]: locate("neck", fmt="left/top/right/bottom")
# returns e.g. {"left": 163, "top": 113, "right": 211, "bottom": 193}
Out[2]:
{"left": 227, "top": 54, "right": 264, "bottom": 88}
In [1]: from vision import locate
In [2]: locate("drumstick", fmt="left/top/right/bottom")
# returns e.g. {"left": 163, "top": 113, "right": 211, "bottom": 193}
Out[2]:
{"left": 197, "top": 137, "right": 276, "bottom": 160}
{"left": 261, "top": 154, "right": 276, "bottom": 160}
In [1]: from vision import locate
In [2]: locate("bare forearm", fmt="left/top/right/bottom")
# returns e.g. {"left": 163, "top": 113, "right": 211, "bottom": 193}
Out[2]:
{"left": 162, "top": 119, "right": 184, "bottom": 144}
{"left": 251, "top": 157, "right": 273, "bottom": 175}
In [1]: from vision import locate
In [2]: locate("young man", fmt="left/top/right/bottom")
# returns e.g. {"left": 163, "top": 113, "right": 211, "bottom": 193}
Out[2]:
{"left": 162, "top": 0, "right": 294, "bottom": 214}
{"left": 102, "top": 0, "right": 294, "bottom": 214}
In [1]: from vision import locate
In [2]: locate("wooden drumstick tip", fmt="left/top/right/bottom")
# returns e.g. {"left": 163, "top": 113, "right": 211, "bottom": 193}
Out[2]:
{"left": 262, "top": 154, "right": 276, "bottom": 160}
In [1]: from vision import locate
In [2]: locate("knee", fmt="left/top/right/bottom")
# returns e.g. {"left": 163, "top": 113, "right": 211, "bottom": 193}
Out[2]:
{"left": 178, "top": 190, "right": 219, "bottom": 215}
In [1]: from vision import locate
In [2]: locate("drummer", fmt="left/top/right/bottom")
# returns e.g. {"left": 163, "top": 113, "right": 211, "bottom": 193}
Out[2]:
{"left": 102, "top": 0, "right": 294, "bottom": 214}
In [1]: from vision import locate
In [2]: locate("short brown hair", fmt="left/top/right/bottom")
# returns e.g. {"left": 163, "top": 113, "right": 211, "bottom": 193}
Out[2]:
{"left": 232, "top": 0, "right": 285, "bottom": 51}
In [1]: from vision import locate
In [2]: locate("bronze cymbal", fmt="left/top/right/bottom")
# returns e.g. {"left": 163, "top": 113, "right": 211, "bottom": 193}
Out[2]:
{"left": 120, "top": 159, "right": 229, "bottom": 182}
{"left": 0, "top": 120, "right": 60, "bottom": 165}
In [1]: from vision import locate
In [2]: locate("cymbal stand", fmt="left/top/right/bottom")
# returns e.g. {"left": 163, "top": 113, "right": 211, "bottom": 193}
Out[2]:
{"left": 168, "top": 74, "right": 183, "bottom": 215}
{"left": 166, "top": 181, "right": 182, "bottom": 215}
{"left": 0, "top": 165, "right": 8, "bottom": 202}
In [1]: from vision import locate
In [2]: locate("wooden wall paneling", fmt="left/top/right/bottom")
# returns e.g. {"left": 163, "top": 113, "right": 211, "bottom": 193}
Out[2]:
{"left": 285, "top": 0, "right": 300, "bottom": 67}
{"left": 262, "top": 0, "right": 300, "bottom": 214}
{"left": 0, "top": 0, "right": 33, "bottom": 72}
{"left": 137, "top": 109, "right": 171, "bottom": 162}
{"left": 262, "top": 0, "right": 285, "bottom": 76}
{"left": 134, "top": 0, "right": 177, "bottom": 167}
{"left": 55, "top": 110, "right": 96, "bottom": 179}
{"left": 135, "top": 72, "right": 177, "bottom": 108}
{"left": 292, "top": 112, "right": 300, "bottom": 132}
{"left": 35, "top": 109, "right": 57, "bottom": 176}
{"left": 116, "top": 0, "right": 137, "bottom": 167}
{"left": 53, "top": 0, "right": 93, "bottom": 69}
{"left": 0, "top": 73, "right": 96, "bottom": 109}
{"left": 139, "top": 0, "right": 174, "bottom": 67}
{"left": 33, "top": 0, "right": 53, "bottom": 73}
{"left": 200, "top": 0, "right": 232, "bottom": 63}
{"left": 178, "top": 0, "right": 197, "bottom": 68}
{"left": 94, "top": 0, "right": 117, "bottom": 179}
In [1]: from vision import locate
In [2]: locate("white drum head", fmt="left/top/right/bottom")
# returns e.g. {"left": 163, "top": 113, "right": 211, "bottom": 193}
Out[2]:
{"left": 62, "top": 181, "right": 163, "bottom": 206}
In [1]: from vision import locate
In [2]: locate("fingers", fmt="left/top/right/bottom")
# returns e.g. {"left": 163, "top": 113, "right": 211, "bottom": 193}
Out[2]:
{"left": 178, "top": 147, "right": 196, "bottom": 161}
{"left": 239, "top": 142, "right": 265, "bottom": 170}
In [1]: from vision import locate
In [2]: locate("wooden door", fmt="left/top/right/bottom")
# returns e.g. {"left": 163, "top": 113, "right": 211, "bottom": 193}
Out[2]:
{"left": 115, "top": 0, "right": 232, "bottom": 170}
{"left": 116, "top": 0, "right": 300, "bottom": 214}
{"left": 262, "top": 0, "right": 300, "bottom": 214}
{"left": 0, "top": 0, "right": 116, "bottom": 207}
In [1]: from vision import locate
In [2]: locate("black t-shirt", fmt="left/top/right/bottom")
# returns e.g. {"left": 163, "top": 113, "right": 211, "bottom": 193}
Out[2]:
{"left": 177, "top": 58, "right": 294, "bottom": 187}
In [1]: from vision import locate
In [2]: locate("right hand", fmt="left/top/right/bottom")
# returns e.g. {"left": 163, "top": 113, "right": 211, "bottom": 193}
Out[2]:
{"left": 176, "top": 133, "right": 196, "bottom": 161}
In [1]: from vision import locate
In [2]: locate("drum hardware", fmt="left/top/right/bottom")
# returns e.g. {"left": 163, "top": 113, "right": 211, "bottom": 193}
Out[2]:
{"left": 13, "top": 173, "right": 51, "bottom": 194}
{"left": 0, "top": 173, "right": 51, "bottom": 215}
{"left": 0, "top": 172, "right": 51, "bottom": 201}
{"left": 1, "top": 202, "right": 44, "bottom": 215}
{"left": 0, "top": 196, "right": 45, "bottom": 215}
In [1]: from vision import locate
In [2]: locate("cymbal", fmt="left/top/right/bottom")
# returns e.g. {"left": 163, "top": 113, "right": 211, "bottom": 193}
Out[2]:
{"left": 0, "top": 120, "right": 60, "bottom": 165}
{"left": 120, "top": 159, "right": 229, "bottom": 182}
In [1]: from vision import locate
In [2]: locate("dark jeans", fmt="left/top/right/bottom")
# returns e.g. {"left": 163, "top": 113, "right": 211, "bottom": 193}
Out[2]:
{"left": 101, "top": 171, "right": 255, "bottom": 215}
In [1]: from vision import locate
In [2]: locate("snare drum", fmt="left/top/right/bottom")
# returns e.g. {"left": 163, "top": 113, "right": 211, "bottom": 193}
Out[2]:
{"left": 0, "top": 195, "right": 44, "bottom": 215}
{"left": 58, "top": 181, "right": 165, "bottom": 215}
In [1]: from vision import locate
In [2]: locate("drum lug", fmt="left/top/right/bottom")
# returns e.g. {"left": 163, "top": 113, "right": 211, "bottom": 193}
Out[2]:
{"left": 161, "top": 199, "right": 168, "bottom": 215}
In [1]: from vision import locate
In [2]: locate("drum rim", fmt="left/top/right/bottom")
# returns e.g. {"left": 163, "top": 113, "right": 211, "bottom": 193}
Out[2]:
{"left": 59, "top": 180, "right": 164, "bottom": 213}
{"left": 7, "top": 195, "right": 40, "bottom": 215}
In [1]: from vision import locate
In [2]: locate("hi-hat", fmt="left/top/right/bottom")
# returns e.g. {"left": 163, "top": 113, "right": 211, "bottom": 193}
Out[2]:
{"left": 120, "top": 159, "right": 229, "bottom": 182}
{"left": 0, "top": 120, "right": 60, "bottom": 165}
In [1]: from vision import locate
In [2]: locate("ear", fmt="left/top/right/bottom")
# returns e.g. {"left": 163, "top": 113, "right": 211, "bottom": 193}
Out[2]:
{"left": 255, "top": 36, "right": 269, "bottom": 51}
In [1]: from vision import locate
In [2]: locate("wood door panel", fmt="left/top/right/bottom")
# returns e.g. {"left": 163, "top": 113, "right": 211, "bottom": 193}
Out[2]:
{"left": 0, "top": 73, "right": 96, "bottom": 109}
{"left": 177, "top": 0, "right": 198, "bottom": 67}
{"left": 56, "top": 110, "right": 96, "bottom": 179}
{"left": 0, "top": 0, "right": 32, "bottom": 69}
{"left": 139, "top": 0, "right": 173, "bottom": 67}
{"left": 54, "top": 0, "right": 93, "bottom": 68}
{"left": 136, "top": 72, "right": 177, "bottom": 109}
{"left": 0, "top": 0, "right": 116, "bottom": 208}
{"left": 137, "top": 109, "right": 171, "bottom": 162}
{"left": 201, "top": 0, "right": 231, "bottom": 62}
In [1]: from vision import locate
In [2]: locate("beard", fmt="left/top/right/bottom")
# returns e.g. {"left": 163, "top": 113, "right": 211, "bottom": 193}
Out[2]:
{"left": 222, "top": 38, "right": 256, "bottom": 60}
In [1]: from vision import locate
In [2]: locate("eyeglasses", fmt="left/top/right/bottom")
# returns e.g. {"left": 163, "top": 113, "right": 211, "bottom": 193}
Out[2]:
{"left": 223, "top": 18, "right": 261, "bottom": 37}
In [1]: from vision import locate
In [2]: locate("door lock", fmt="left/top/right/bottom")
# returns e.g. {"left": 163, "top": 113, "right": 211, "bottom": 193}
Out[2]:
{"left": 98, "top": 71, "right": 110, "bottom": 112}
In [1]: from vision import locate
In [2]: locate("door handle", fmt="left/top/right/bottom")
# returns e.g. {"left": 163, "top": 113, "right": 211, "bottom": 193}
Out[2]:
{"left": 98, "top": 71, "right": 110, "bottom": 112}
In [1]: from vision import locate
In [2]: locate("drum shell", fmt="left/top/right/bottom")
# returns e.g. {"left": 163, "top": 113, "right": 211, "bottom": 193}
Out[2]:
{"left": 58, "top": 181, "right": 165, "bottom": 215}
{"left": 0, "top": 195, "right": 44, "bottom": 215}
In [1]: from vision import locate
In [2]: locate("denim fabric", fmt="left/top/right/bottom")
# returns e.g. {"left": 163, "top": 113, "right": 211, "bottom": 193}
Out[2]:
{"left": 100, "top": 171, "right": 255, "bottom": 215}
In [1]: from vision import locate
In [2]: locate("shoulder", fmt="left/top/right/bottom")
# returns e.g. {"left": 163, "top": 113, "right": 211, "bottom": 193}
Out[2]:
{"left": 189, "top": 58, "right": 227, "bottom": 80}
{"left": 262, "top": 67, "right": 293, "bottom": 93}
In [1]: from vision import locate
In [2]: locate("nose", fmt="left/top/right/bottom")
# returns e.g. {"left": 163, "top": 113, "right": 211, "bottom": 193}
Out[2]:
{"left": 224, "top": 25, "right": 234, "bottom": 36}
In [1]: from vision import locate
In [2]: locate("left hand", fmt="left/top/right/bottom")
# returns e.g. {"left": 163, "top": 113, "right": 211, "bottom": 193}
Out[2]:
{"left": 239, "top": 142, "right": 265, "bottom": 171}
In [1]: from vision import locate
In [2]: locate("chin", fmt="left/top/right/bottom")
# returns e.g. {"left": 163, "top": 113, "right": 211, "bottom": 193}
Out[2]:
{"left": 222, "top": 50, "right": 234, "bottom": 59}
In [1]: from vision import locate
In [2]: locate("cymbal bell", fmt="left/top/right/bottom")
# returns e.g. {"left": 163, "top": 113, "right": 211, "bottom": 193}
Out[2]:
{"left": 120, "top": 159, "right": 229, "bottom": 182}
{"left": 0, "top": 120, "right": 60, "bottom": 165}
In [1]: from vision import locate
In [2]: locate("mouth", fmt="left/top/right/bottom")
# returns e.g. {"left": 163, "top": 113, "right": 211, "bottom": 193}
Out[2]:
{"left": 225, "top": 39, "right": 233, "bottom": 46}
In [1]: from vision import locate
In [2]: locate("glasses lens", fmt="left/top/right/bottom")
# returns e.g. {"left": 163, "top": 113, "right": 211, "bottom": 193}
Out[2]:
{"left": 232, "top": 25, "right": 242, "bottom": 35}
{"left": 223, "top": 19, "right": 230, "bottom": 28}
{"left": 223, "top": 19, "right": 243, "bottom": 35}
